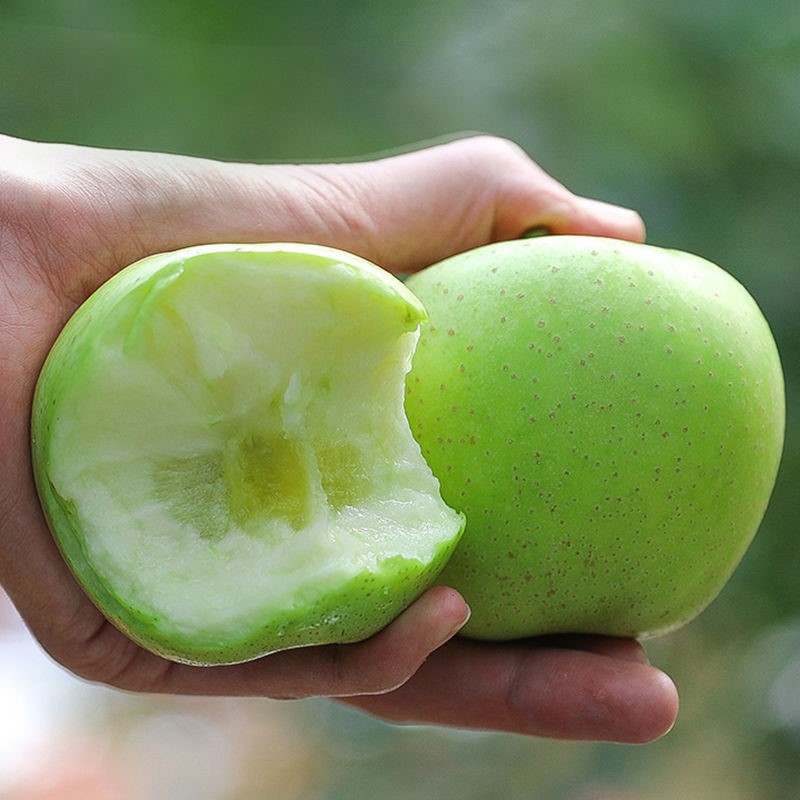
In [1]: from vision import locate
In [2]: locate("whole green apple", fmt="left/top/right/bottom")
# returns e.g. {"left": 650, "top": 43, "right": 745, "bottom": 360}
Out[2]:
{"left": 31, "top": 243, "right": 464, "bottom": 665}
{"left": 405, "top": 235, "right": 785, "bottom": 640}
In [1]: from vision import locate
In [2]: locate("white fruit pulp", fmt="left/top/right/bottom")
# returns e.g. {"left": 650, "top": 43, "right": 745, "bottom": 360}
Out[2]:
{"left": 46, "top": 252, "right": 455, "bottom": 638}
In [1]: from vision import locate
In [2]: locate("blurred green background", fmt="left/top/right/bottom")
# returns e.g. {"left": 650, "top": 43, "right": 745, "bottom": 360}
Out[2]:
{"left": 1, "top": 1, "right": 798, "bottom": 797}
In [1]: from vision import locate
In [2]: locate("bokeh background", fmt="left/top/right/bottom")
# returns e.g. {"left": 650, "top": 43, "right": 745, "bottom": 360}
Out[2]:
{"left": 1, "top": 1, "right": 798, "bottom": 797}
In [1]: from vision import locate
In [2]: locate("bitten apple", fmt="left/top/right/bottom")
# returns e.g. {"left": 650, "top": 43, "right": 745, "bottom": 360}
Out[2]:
{"left": 405, "top": 235, "right": 785, "bottom": 640}
{"left": 31, "top": 243, "right": 464, "bottom": 665}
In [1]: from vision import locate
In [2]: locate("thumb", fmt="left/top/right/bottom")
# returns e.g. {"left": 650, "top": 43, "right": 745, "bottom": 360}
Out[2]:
{"left": 306, "top": 135, "right": 645, "bottom": 271}
{"left": 12, "top": 133, "right": 644, "bottom": 295}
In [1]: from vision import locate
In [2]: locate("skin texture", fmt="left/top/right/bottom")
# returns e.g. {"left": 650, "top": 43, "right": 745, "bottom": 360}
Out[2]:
{"left": 406, "top": 237, "right": 785, "bottom": 640}
{"left": 0, "top": 132, "right": 678, "bottom": 743}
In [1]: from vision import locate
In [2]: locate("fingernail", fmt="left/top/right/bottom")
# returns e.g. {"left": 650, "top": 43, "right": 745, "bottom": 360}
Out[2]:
{"left": 591, "top": 200, "right": 647, "bottom": 240}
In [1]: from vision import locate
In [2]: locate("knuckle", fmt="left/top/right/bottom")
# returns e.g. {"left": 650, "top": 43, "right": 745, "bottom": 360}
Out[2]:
{"left": 451, "top": 134, "right": 530, "bottom": 167}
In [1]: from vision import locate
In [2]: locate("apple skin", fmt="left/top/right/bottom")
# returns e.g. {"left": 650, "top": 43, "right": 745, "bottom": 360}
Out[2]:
{"left": 405, "top": 236, "right": 785, "bottom": 640}
{"left": 31, "top": 243, "right": 464, "bottom": 665}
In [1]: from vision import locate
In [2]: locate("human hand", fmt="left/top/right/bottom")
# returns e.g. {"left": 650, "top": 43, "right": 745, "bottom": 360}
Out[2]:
{"left": 0, "top": 133, "right": 677, "bottom": 743}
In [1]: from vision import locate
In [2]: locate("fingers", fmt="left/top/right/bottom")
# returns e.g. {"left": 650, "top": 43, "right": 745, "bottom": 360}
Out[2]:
{"left": 342, "top": 636, "right": 679, "bottom": 744}
{"left": 30, "top": 571, "right": 677, "bottom": 745}
{"left": 66, "top": 586, "right": 470, "bottom": 700}
{"left": 226, "top": 586, "right": 470, "bottom": 700}
{"left": 24, "top": 560, "right": 676, "bottom": 745}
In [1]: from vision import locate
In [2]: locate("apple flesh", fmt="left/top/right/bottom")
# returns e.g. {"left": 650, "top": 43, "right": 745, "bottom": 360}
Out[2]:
{"left": 31, "top": 243, "right": 464, "bottom": 665}
{"left": 405, "top": 236, "right": 785, "bottom": 640}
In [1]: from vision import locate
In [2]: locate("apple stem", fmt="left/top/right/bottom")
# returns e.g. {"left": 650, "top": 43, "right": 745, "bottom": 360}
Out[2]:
{"left": 520, "top": 226, "right": 552, "bottom": 238}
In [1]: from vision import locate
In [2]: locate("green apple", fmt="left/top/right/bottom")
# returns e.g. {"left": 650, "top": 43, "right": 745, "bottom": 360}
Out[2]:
{"left": 31, "top": 243, "right": 464, "bottom": 665}
{"left": 405, "top": 235, "right": 785, "bottom": 640}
